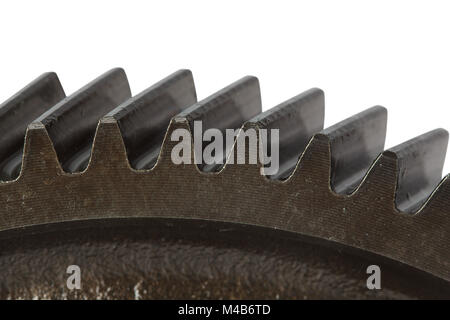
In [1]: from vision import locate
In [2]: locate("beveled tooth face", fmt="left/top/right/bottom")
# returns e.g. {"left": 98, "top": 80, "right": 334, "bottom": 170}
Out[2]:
{"left": 319, "top": 106, "right": 387, "bottom": 194}
{"left": 108, "top": 69, "right": 197, "bottom": 170}
{"left": 35, "top": 68, "right": 131, "bottom": 173}
{"left": 249, "top": 88, "right": 325, "bottom": 180}
{"left": 384, "top": 128, "right": 449, "bottom": 213}
{"left": 0, "top": 73, "right": 65, "bottom": 181}
{"left": 175, "top": 76, "right": 262, "bottom": 172}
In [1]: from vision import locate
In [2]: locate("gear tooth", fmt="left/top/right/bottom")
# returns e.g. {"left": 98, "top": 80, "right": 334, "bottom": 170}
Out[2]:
{"left": 383, "top": 128, "right": 449, "bottom": 213}
{"left": 420, "top": 174, "right": 450, "bottom": 214}
{"left": 287, "top": 133, "right": 331, "bottom": 188}
{"left": 108, "top": 69, "right": 197, "bottom": 170}
{"left": 157, "top": 117, "right": 196, "bottom": 172}
{"left": 319, "top": 106, "right": 387, "bottom": 194}
{"left": 0, "top": 73, "right": 66, "bottom": 181}
{"left": 249, "top": 88, "right": 325, "bottom": 179}
{"left": 87, "top": 117, "right": 130, "bottom": 172}
{"left": 354, "top": 152, "right": 397, "bottom": 205}
{"left": 220, "top": 121, "right": 263, "bottom": 177}
{"left": 36, "top": 68, "right": 131, "bottom": 173}
{"left": 20, "top": 122, "right": 63, "bottom": 179}
{"left": 177, "top": 76, "right": 262, "bottom": 172}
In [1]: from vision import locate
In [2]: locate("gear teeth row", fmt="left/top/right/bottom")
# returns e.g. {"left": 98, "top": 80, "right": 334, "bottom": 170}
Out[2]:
{"left": 0, "top": 68, "right": 449, "bottom": 282}
{"left": 0, "top": 73, "right": 65, "bottom": 180}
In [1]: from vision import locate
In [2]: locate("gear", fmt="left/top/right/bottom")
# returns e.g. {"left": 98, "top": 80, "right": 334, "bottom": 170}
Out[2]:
{"left": 0, "top": 69, "right": 449, "bottom": 299}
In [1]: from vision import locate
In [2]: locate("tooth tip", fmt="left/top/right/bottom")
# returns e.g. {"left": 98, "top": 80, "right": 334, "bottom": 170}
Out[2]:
{"left": 381, "top": 149, "right": 398, "bottom": 159}
{"left": 373, "top": 104, "right": 387, "bottom": 112}
{"left": 312, "top": 132, "right": 329, "bottom": 141}
{"left": 177, "top": 68, "right": 193, "bottom": 76}
{"left": 100, "top": 116, "right": 118, "bottom": 124}
{"left": 243, "top": 75, "right": 259, "bottom": 82}
{"left": 42, "top": 71, "right": 58, "bottom": 79}
{"left": 435, "top": 128, "right": 449, "bottom": 140}
{"left": 308, "top": 87, "right": 325, "bottom": 96}
{"left": 29, "top": 121, "right": 46, "bottom": 130}
{"left": 110, "top": 67, "right": 126, "bottom": 74}
{"left": 173, "top": 116, "right": 189, "bottom": 123}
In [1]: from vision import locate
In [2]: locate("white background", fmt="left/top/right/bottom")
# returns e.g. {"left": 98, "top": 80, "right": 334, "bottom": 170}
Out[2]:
{"left": 0, "top": 0, "right": 449, "bottom": 173}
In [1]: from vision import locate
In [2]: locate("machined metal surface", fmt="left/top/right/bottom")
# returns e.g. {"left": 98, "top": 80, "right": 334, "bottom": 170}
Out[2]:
{"left": 1, "top": 218, "right": 449, "bottom": 299}
{"left": 0, "top": 69, "right": 449, "bottom": 299}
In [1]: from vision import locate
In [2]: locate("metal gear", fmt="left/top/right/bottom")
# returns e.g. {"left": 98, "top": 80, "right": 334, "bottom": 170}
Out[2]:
{"left": 0, "top": 69, "right": 449, "bottom": 299}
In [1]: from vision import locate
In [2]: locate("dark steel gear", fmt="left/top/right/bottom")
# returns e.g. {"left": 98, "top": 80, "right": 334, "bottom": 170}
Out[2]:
{"left": 0, "top": 69, "right": 449, "bottom": 299}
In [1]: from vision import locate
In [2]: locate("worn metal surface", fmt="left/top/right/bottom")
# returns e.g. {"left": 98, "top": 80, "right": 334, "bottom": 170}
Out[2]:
{"left": 1, "top": 218, "right": 449, "bottom": 299}
{"left": 0, "top": 69, "right": 449, "bottom": 298}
